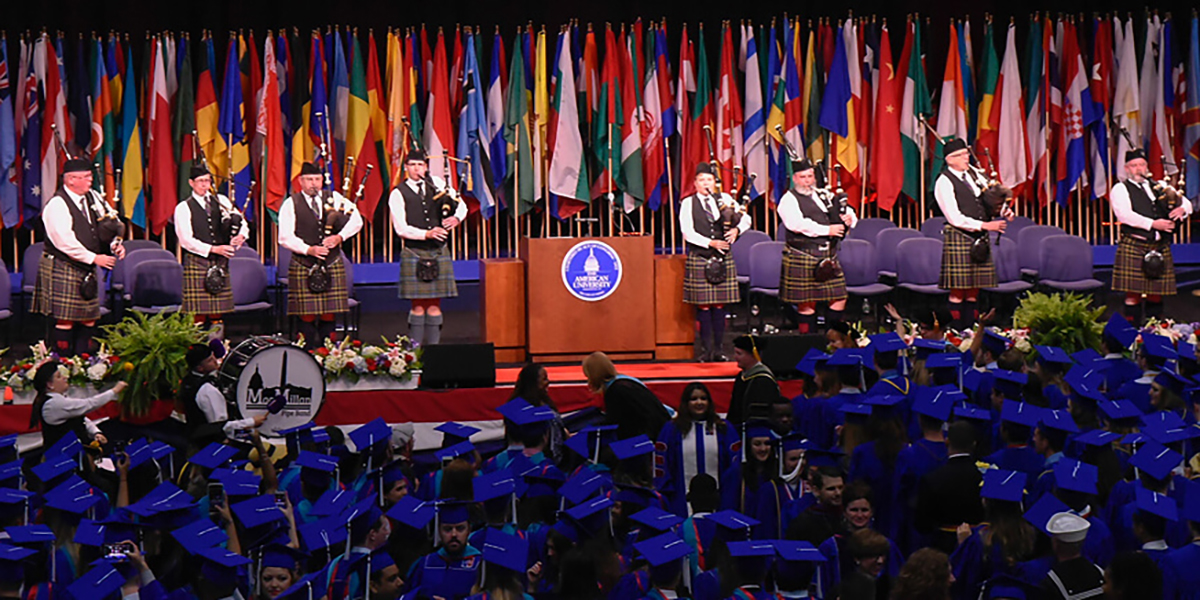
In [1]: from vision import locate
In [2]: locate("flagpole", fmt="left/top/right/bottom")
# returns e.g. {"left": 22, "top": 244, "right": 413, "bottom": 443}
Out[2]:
{"left": 665, "top": 136, "right": 676, "bottom": 253}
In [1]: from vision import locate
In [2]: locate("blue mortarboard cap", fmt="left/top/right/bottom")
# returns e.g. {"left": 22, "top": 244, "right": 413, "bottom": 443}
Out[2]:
{"left": 564, "top": 425, "right": 618, "bottom": 460}
{"left": 1034, "top": 346, "right": 1073, "bottom": 365}
{"left": 630, "top": 506, "right": 683, "bottom": 532}
{"left": 992, "top": 369, "right": 1028, "bottom": 399}
{"left": 125, "top": 482, "right": 194, "bottom": 518}
{"left": 828, "top": 348, "right": 871, "bottom": 368}
{"left": 779, "top": 433, "right": 811, "bottom": 453}
{"left": 1141, "top": 334, "right": 1178, "bottom": 362}
{"left": 912, "top": 386, "right": 956, "bottom": 421}
{"left": 190, "top": 443, "right": 238, "bottom": 470}
{"left": 496, "top": 399, "right": 555, "bottom": 426}
{"left": 1179, "top": 341, "right": 1197, "bottom": 363}
{"left": 982, "top": 330, "right": 1010, "bottom": 356}
{"left": 260, "top": 544, "right": 307, "bottom": 570}
{"left": 32, "top": 452, "right": 77, "bottom": 483}
{"left": 563, "top": 495, "right": 613, "bottom": 528}
{"left": 434, "top": 421, "right": 480, "bottom": 444}
{"left": 707, "top": 510, "right": 760, "bottom": 533}
{"left": 839, "top": 402, "right": 872, "bottom": 417}
{"left": 210, "top": 468, "right": 262, "bottom": 497}
{"left": 1104, "top": 313, "right": 1138, "bottom": 348}
{"left": 1023, "top": 493, "right": 1070, "bottom": 533}
{"left": 435, "top": 499, "right": 471, "bottom": 525}
{"left": 0, "top": 488, "right": 33, "bottom": 512}
{"left": 912, "top": 338, "right": 947, "bottom": 358}
{"left": 310, "top": 487, "right": 355, "bottom": 517}
{"left": 635, "top": 531, "right": 691, "bottom": 566}
{"left": 981, "top": 469, "right": 1027, "bottom": 502}
{"left": 0, "top": 544, "right": 33, "bottom": 583}
{"left": 1074, "top": 430, "right": 1123, "bottom": 448}
{"left": 796, "top": 348, "right": 832, "bottom": 376}
{"left": 386, "top": 495, "right": 437, "bottom": 529}
{"left": 296, "top": 450, "right": 339, "bottom": 473}
{"left": 869, "top": 332, "right": 909, "bottom": 353}
{"left": 346, "top": 498, "right": 384, "bottom": 542}
{"left": 170, "top": 518, "right": 228, "bottom": 554}
{"left": 0, "top": 460, "right": 21, "bottom": 485}
{"left": 435, "top": 441, "right": 476, "bottom": 463}
{"left": 148, "top": 441, "right": 176, "bottom": 461}
{"left": 992, "top": 369, "right": 1027, "bottom": 386}
{"left": 1053, "top": 458, "right": 1099, "bottom": 495}
{"left": 1001, "top": 402, "right": 1041, "bottom": 427}
{"left": 231, "top": 494, "right": 286, "bottom": 530}
{"left": 774, "top": 540, "right": 826, "bottom": 563}
{"left": 1143, "top": 421, "right": 1200, "bottom": 445}
{"left": 4, "top": 524, "right": 54, "bottom": 544}
{"left": 559, "top": 466, "right": 607, "bottom": 505}
{"left": 727, "top": 540, "right": 777, "bottom": 558}
{"left": 804, "top": 446, "right": 845, "bottom": 468}
{"left": 45, "top": 431, "right": 83, "bottom": 459}
{"left": 1038, "top": 409, "right": 1080, "bottom": 434}
{"left": 68, "top": 560, "right": 124, "bottom": 600}
{"left": 1129, "top": 441, "right": 1183, "bottom": 481}
{"left": 1181, "top": 480, "right": 1200, "bottom": 523}
{"left": 474, "top": 469, "right": 517, "bottom": 503}
{"left": 197, "top": 545, "right": 252, "bottom": 589}
{"left": 123, "top": 439, "right": 156, "bottom": 470}
{"left": 1064, "top": 366, "right": 1105, "bottom": 402}
{"left": 479, "top": 530, "right": 528, "bottom": 573}
{"left": 1154, "top": 368, "right": 1190, "bottom": 397}
{"left": 1098, "top": 399, "right": 1143, "bottom": 421}
{"left": 925, "top": 353, "right": 964, "bottom": 370}
{"left": 1142, "top": 410, "right": 1187, "bottom": 431}
{"left": 299, "top": 516, "right": 349, "bottom": 552}
{"left": 610, "top": 435, "right": 656, "bottom": 460}
{"left": 349, "top": 418, "right": 393, "bottom": 451}
{"left": 1135, "top": 487, "right": 1179, "bottom": 521}
{"left": 744, "top": 420, "right": 776, "bottom": 440}
{"left": 1123, "top": 432, "right": 1151, "bottom": 444}
{"left": 44, "top": 475, "right": 103, "bottom": 514}
{"left": 523, "top": 464, "right": 567, "bottom": 499}
{"left": 953, "top": 403, "right": 990, "bottom": 421}
{"left": 275, "top": 567, "right": 331, "bottom": 600}
{"left": 367, "top": 548, "right": 395, "bottom": 574}
{"left": 1072, "top": 348, "right": 1104, "bottom": 366}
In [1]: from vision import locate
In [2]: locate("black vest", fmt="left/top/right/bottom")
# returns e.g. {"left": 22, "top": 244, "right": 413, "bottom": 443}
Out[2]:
{"left": 38, "top": 395, "right": 91, "bottom": 452}
{"left": 785, "top": 190, "right": 836, "bottom": 253}
{"left": 1118, "top": 180, "right": 1158, "bottom": 240}
{"left": 187, "top": 195, "right": 230, "bottom": 248}
{"left": 685, "top": 194, "right": 722, "bottom": 258}
{"left": 943, "top": 169, "right": 988, "bottom": 222}
{"left": 290, "top": 192, "right": 342, "bottom": 262}
{"left": 178, "top": 372, "right": 234, "bottom": 446}
{"left": 45, "top": 191, "right": 106, "bottom": 268}
{"left": 397, "top": 179, "right": 443, "bottom": 251}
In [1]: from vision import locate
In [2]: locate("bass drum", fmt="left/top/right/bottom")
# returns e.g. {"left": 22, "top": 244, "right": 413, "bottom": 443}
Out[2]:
{"left": 216, "top": 336, "right": 326, "bottom": 437}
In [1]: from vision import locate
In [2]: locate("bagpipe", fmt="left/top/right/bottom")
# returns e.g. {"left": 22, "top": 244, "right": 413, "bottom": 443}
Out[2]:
{"left": 700, "top": 124, "right": 751, "bottom": 286}
{"left": 50, "top": 124, "right": 122, "bottom": 300}
{"left": 774, "top": 125, "right": 845, "bottom": 282}
{"left": 397, "top": 115, "right": 468, "bottom": 221}
{"left": 1116, "top": 126, "right": 1186, "bottom": 279}
{"left": 191, "top": 135, "right": 250, "bottom": 295}
{"left": 965, "top": 148, "right": 1013, "bottom": 264}
{"left": 303, "top": 127, "right": 366, "bottom": 294}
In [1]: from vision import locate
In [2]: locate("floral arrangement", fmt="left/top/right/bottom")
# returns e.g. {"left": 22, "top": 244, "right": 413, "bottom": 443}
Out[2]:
{"left": 311, "top": 336, "right": 421, "bottom": 383}
{"left": 1140, "top": 318, "right": 1199, "bottom": 346}
{"left": 101, "top": 312, "right": 211, "bottom": 416}
{"left": 5, "top": 341, "right": 125, "bottom": 393}
{"left": 949, "top": 326, "right": 1033, "bottom": 354}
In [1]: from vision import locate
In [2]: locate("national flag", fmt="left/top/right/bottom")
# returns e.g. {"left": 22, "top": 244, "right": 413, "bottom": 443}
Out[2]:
{"left": 330, "top": 31, "right": 350, "bottom": 184}
{"left": 818, "top": 21, "right": 860, "bottom": 203}
{"left": 309, "top": 33, "right": 331, "bottom": 182}
{"left": 424, "top": 28, "right": 456, "bottom": 183}
{"left": 449, "top": 26, "right": 465, "bottom": 118}
{"left": 996, "top": 23, "right": 1030, "bottom": 192}
{"left": 743, "top": 22, "right": 769, "bottom": 200}
{"left": 173, "top": 35, "right": 196, "bottom": 209}
{"left": 0, "top": 37, "right": 17, "bottom": 227}
{"left": 1054, "top": 20, "right": 1094, "bottom": 206}
{"left": 684, "top": 25, "right": 714, "bottom": 197}
{"left": 290, "top": 30, "right": 313, "bottom": 190}
{"left": 936, "top": 20, "right": 969, "bottom": 145}
{"left": 1113, "top": 16, "right": 1140, "bottom": 183}
{"left": 871, "top": 23, "right": 903, "bottom": 210}
{"left": 1139, "top": 16, "right": 1162, "bottom": 175}
{"left": 900, "top": 18, "right": 932, "bottom": 202}
{"left": 1024, "top": 16, "right": 1051, "bottom": 202}
{"left": 549, "top": 26, "right": 589, "bottom": 218}
{"left": 1088, "top": 17, "right": 1113, "bottom": 200}
{"left": 105, "top": 35, "right": 123, "bottom": 140}
{"left": 801, "top": 26, "right": 824, "bottom": 161}
{"left": 385, "top": 29, "right": 404, "bottom": 185}
{"left": 641, "top": 24, "right": 666, "bottom": 211}
{"left": 840, "top": 19, "right": 863, "bottom": 203}
{"left": 716, "top": 23, "right": 744, "bottom": 185}
{"left": 241, "top": 31, "right": 262, "bottom": 156}
{"left": 1186, "top": 16, "right": 1200, "bottom": 198}
{"left": 68, "top": 36, "right": 91, "bottom": 155}
{"left": 975, "top": 19, "right": 1000, "bottom": 168}
{"left": 457, "top": 27, "right": 498, "bottom": 218}
{"left": 767, "top": 20, "right": 804, "bottom": 199}
{"left": 118, "top": 45, "right": 144, "bottom": 229}
{"left": 959, "top": 19, "right": 977, "bottom": 139}
{"left": 1147, "top": 18, "right": 1174, "bottom": 177}
{"left": 487, "top": 29, "right": 508, "bottom": 210}
{"left": 590, "top": 24, "right": 621, "bottom": 199}
{"left": 617, "top": 26, "right": 643, "bottom": 212}
{"left": 37, "top": 33, "right": 70, "bottom": 203}
{"left": 346, "top": 31, "right": 385, "bottom": 222}
{"left": 258, "top": 33, "right": 286, "bottom": 217}
{"left": 406, "top": 29, "right": 425, "bottom": 144}
{"left": 146, "top": 36, "right": 178, "bottom": 234}
{"left": 21, "top": 37, "right": 43, "bottom": 225}
{"left": 504, "top": 30, "right": 535, "bottom": 214}
{"left": 219, "top": 34, "right": 253, "bottom": 218}
{"left": 534, "top": 28, "right": 549, "bottom": 204}
{"left": 364, "top": 30, "right": 389, "bottom": 202}
{"left": 88, "top": 36, "right": 116, "bottom": 205}
{"left": 196, "top": 34, "right": 229, "bottom": 185}
{"left": 675, "top": 25, "right": 696, "bottom": 197}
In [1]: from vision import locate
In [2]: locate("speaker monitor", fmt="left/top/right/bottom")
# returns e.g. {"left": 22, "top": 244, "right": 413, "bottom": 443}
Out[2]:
{"left": 757, "top": 334, "right": 827, "bottom": 380}
{"left": 420, "top": 343, "right": 497, "bottom": 389}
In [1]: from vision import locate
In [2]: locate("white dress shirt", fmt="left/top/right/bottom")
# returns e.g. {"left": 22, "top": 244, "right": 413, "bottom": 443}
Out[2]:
{"left": 388, "top": 176, "right": 467, "bottom": 241}
{"left": 43, "top": 188, "right": 110, "bottom": 264}
{"left": 191, "top": 373, "right": 257, "bottom": 435}
{"left": 934, "top": 168, "right": 985, "bottom": 231}
{"left": 277, "top": 190, "right": 363, "bottom": 256}
{"left": 1109, "top": 178, "right": 1194, "bottom": 239}
{"left": 173, "top": 193, "right": 251, "bottom": 258}
{"left": 42, "top": 389, "right": 118, "bottom": 439}
{"left": 678, "top": 192, "right": 751, "bottom": 249}
{"left": 777, "top": 188, "right": 859, "bottom": 237}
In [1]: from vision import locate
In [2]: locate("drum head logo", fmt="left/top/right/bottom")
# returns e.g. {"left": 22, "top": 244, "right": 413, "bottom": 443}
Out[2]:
{"left": 233, "top": 344, "right": 325, "bottom": 436}
{"left": 562, "top": 240, "right": 622, "bottom": 302}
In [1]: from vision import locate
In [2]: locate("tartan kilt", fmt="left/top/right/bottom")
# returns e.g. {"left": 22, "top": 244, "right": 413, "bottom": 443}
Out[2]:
{"left": 780, "top": 246, "right": 847, "bottom": 304}
{"left": 939, "top": 226, "right": 997, "bottom": 290}
{"left": 398, "top": 246, "right": 458, "bottom": 300}
{"left": 32, "top": 252, "right": 101, "bottom": 322}
{"left": 1112, "top": 236, "right": 1176, "bottom": 295}
{"left": 683, "top": 253, "right": 741, "bottom": 305}
{"left": 181, "top": 253, "right": 234, "bottom": 315}
{"left": 287, "top": 256, "right": 349, "bottom": 316}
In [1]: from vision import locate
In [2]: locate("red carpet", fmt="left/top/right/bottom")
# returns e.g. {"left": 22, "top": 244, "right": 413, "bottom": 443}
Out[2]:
{"left": 496, "top": 361, "right": 742, "bottom": 385}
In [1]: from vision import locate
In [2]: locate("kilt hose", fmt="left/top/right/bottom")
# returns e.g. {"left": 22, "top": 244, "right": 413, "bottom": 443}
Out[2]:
{"left": 1112, "top": 236, "right": 1176, "bottom": 295}
{"left": 939, "top": 225, "right": 997, "bottom": 290}
{"left": 780, "top": 246, "right": 847, "bottom": 304}
{"left": 398, "top": 246, "right": 458, "bottom": 300}
{"left": 32, "top": 252, "right": 101, "bottom": 322}
{"left": 181, "top": 253, "right": 234, "bottom": 315}
{"left": 287, "top": 256, "right": 349, "bottom": 316}
{"left": 683, "top": 253, "right": 741, "bottom": 305}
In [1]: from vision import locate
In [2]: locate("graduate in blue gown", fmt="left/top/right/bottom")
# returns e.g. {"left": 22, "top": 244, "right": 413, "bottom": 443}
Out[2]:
{"left": 1095, "top": 313, "right": 1142, "bottom": 394}
{"left": 720, "top": 422, "right": 777, "bottom": 516}
{"left": 1161, "top": 487, "right": 1200, "bottom": 600}
{"left": 949, "top": 469, "right": 1041, "bottom": 600}
{"left": 815, "top": 482, "right": 904, "bottom": 597}
{"left": 895, "top": 386, "right": 953, "bottom": 553}
{"left": 754, "top": 433, "right": 808, "bottom": 540}
{"left": 1114, "top": 334, "right": 1175, "bottom": 414}
{"left": 848, "top": 392, "right": 908, "bottom": 543}
{"left": 1028, "top": 411, "right": 1076, "bottom": 506}
{"left": 985, "top": 400, "right": 1044, "bottom": 487}
{"left": 633, "top": 529, "right": 694, "bottom": 600}
{"left": 466, "top": 530, "right": 535, "bottom": 600}
{"left": 401, "top": 501, "right": 482, "bottom": 600}
{"left": 793, "top": 350, "right": 839, "bottom": 446}
{"left": 655, "top": 383, "right": 738, "bottom": 518}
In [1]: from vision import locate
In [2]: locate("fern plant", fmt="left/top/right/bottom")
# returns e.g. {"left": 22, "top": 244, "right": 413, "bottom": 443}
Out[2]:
{"left": 100, "top": 313, "right": 210, "bottom": 416}
{"left": 1012, "top": 292, "right": 1105, "bottom": 355}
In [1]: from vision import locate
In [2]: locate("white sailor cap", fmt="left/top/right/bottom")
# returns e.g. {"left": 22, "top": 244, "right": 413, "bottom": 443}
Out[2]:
{"left": 1046, "top": 512, "right": 1090, "bottom": 543}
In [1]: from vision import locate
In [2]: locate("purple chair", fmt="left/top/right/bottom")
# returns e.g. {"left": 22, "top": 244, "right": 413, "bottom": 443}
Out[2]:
{"left": 120, "top": 248, "right": 176, "bottom": 301}
{"left": 747, "top": 242, "right": 784, "bottom": 329}
{"left": 1005, "top": 215, "right": 1036, "bottom": 242}
{"left": 276, "top": 246, "right": 292, "bottom": 287}
{"left": 774, "top": 221, "right": 787, "bottom": 242}
{"left": 840, "top": 239, "right": 892, "bottom": 323}
{"left": 732, "top": 230, "right": 770, "bottom": 285}
{"left": 1038, "top": 235, "right": 1104, "bottom": 293}
{"left": 895, "top": 238, "right": 948, "bottom": 296}
{"left": 847, "top": 217, "right": 895, "bottom": 245}
{"left": 342, "top": 254, "right": 361, "bottom": 337}
{"left": 0, "top": 262, "right": 11, "bottom": 323}
{"left": 1017, "top": 225, "right": 1065, "bottom": 278}
{"left": 233, "top": 245, "right": 261, "bottom": 261}
{"left": 984, "top": 237, "right": 1034, "bottom": 295}
{"left": 875, "top": 228, "right": 923, "bottom": 279}
{"left": 21, "top": 242, "right": 43, "bottom": 296}
{"left": 920, "top": 217, "right": 948, "bottom": 241}
{"left": 230, "top": 257, "right": 272, "bottom": 314}
{"left": 129, "top": 259, "right": 183, "bottom": 314}
{"left": 112, "top": 239, "right": 168, "bottom": 292}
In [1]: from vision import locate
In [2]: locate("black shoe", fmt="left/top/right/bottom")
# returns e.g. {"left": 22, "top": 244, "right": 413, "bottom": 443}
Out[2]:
{"left": 711, "top": 353, "right": 728, "bottom": 362}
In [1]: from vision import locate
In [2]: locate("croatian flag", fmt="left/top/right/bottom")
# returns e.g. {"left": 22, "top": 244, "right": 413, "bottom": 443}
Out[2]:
{"left": 1054, "top": 24, "right": 1096, "bottom": 207}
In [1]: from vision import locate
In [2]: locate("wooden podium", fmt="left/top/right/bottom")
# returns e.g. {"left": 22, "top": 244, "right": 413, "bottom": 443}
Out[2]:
{"left": 480, "top": 237, "right": 694, "bottom": 364}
